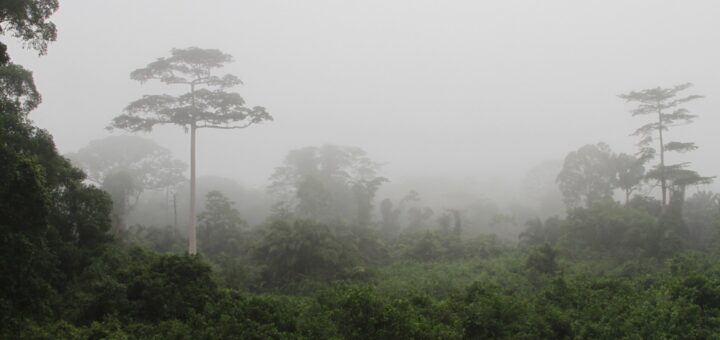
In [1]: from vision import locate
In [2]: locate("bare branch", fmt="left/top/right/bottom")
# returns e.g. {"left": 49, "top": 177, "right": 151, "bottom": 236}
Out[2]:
{"left": 195, "top": 121, "right": 255, "bottom": 129}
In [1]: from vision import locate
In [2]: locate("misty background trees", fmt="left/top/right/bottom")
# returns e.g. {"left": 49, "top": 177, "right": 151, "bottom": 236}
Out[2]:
{"left": 67, "top": 136, "right": 186, "bottom": 234}
{"left": 268, "top": 145, "right": 387, "bottom": 226}
{"left": 557, "top": 143, "right": 645, "bottom": 208}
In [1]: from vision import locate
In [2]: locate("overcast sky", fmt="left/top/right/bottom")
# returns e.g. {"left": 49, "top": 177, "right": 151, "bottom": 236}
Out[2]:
{"left": 8, "top": 0, "right": 720, "bottom": 191}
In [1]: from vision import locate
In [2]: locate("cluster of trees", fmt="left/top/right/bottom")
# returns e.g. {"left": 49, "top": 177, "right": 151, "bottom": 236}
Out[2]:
{"left": 556, "top": 142, "right": 644, "bottom": 207}
{"left": 550, "top": 83, "right": 715, "bottom": 261}
{"left": 67, "top": 136, "right": 186, "bottom": 234}
{"left": 557, "top": 83, "right": 711, "bottom": 215}
{"left": 268, "top": 144, "right": 387, "bottom": 226}
{"left": 0, "top": 0, "right": 114, "bottom": 328}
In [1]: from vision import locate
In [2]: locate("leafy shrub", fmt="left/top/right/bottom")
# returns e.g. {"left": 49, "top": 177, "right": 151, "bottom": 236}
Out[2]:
{"left": 254, "top": 220, "right": 364, "bottom": 285}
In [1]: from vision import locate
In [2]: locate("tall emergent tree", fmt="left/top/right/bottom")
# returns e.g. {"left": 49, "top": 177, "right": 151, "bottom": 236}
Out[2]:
{"left": 109, "top": 47, "right": 272, "bottom": 254}
{"left": 619, "top": 83, "right": 710, "bottom": 211}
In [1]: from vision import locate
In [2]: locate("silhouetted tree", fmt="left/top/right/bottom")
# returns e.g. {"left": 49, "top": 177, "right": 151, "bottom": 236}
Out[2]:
{"left": 380, "top": 190, "right": 421, "bottom": 235}
{"left": 613, "top": 153, "right": 645, "bottom": 204}
{"left": 197, "top": 191, "right": 247, "bottom": 258}
{"left": 556, "top": 143, "right": 616, "bottom": 208}
{"left": 353, "top": 177, "right": 388, "bottom": 226}
{"left": 620, "top": 83, "right": 710, "bottom": 210}
{"left": 0, "top": 0, "right": 58, "bottom": 57}
{"left": 268, "top": 145, "right": 386, "bottom": 225}
{"left": 109, "top": 47, "right": 272, "bottom": 254}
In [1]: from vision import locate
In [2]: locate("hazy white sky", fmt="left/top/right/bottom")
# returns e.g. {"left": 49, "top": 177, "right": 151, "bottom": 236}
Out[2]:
{"left": 8, "top": 0, "right": 720, "bottom": 190}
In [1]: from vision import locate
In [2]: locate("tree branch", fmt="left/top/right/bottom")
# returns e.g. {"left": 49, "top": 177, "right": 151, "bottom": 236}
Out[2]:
{"left": 195, "top": 122, "right": 255, "bottom": 129}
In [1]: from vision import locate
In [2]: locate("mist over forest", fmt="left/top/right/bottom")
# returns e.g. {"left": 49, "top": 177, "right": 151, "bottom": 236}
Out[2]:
{"left": 2, "top": 1, "right": 720, "bottom": 338}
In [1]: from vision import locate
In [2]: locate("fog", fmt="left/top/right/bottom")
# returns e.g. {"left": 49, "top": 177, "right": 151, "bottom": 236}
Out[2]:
{"left": 9, "top": 0, "right": 720, "bottom": 192}
{"left": 6, "top": 2, "right": 720, "bottom": 334}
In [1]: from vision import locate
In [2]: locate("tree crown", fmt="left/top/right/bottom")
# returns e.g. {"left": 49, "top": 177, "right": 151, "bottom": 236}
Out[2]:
{"left": 110, "top": 47, "right": 272, "bottom": 132}
{"left": 0, "top": 0, "right": 58, "bottom": 56}
{"left": 67, "top": 135, "right": 186, "bottom": 190}
{"left": 620, "top": 83, "right": 704, "bottom": 162}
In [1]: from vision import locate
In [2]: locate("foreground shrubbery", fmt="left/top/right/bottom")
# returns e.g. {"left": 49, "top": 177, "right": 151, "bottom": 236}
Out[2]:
{"left": 8, "top": 244, "right": 720, "bottom": 339}
{"left": 5, "top": 158, "right": 720, "bottom": 339}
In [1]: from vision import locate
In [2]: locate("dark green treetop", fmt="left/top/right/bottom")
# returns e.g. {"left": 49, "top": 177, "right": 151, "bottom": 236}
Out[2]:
{"left": 0, "top": 0, "right": 58, "bottom": 57}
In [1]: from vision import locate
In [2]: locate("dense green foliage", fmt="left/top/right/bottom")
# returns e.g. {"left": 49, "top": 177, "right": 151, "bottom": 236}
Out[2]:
{"left": 0, "top": 0, "right": 58, "bottom": 57}
{"left": 25, "top": 198, "right": 708, "bottom": 339}
{"left": 5, "top": 117, "right": 720, "bottom": 338}
{"left": 1, "top": 60, "right": 113, "bottom": 330}
{"left": 10, "top": 220, "right": 720, "bottom": 338}
{"left": 5, "top": 83, "right": 720, "bottom": 338}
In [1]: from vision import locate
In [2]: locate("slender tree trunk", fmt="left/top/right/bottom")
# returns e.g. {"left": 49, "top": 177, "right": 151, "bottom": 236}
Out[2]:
{"left": 188, "top": 82, "right": 198, "bottom": 255}
{"left": 173, "top": 192, "right": 178, "bottom": 229}
{"left": 625, "top": 190, "right": 630, "bottom": 206}
{"left": 165, "top": 187, "right": 170, "bottom": 225}
{"left": 657, "top": 106, "right": 667, "bottom": 211}
{"left": 189, "top": 122, "right": 197, "bottom": 254}
{"left": 113, "top": 213, "right": 125, "bottom": 238}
